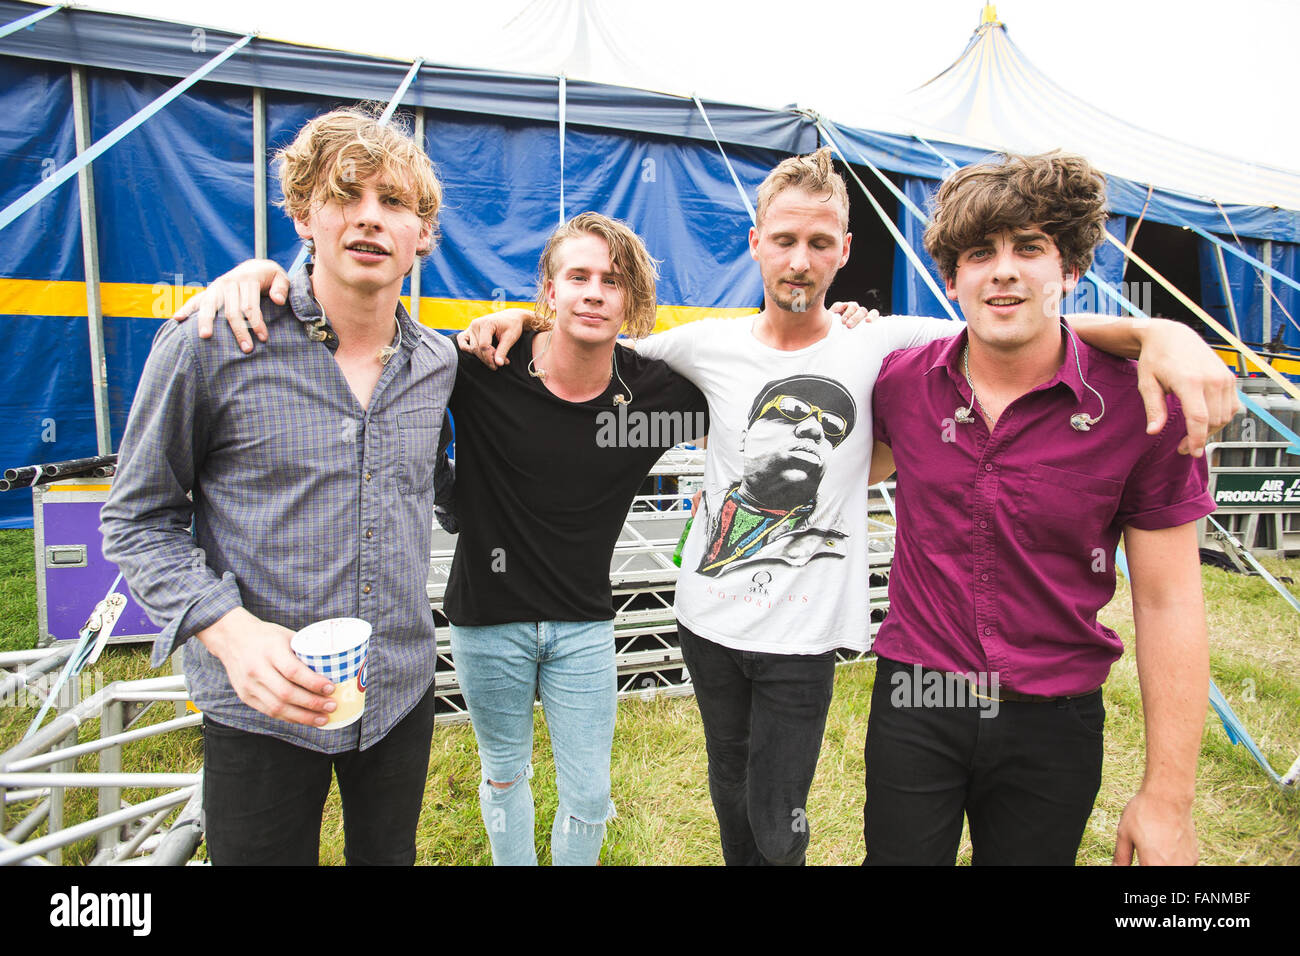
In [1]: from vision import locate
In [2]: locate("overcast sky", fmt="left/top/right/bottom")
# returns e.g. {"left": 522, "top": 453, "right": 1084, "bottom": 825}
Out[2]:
{"left": 66, "top": 0, "right": 1300, "bottom": 173}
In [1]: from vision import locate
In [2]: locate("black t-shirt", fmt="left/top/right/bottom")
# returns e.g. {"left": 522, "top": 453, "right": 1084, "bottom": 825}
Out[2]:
{"left": 443, "top": 331, "right": 708, "bottom": 625}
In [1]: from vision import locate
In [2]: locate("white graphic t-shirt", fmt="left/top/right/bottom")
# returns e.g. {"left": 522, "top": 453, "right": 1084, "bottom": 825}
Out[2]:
{"left": 637, "top": 315, "right": 960, "bottom": 655}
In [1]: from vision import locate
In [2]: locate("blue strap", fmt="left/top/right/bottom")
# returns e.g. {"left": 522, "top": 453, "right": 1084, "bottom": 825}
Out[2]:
{"left": 1207, "top": 514, "right": 1300, "bottom": 614}
{"left": 692, "top": 96, "right": 755, "bottom": 226}
{"left": 0, "top": 2, "right": 63, "bottom": 41}
{"left": 1114, "top": 546, "right": 1129, "bottom": 579}
{"left": 1209, "top": 679, "right": 1283, "bottom": 785}
{"left": 911, "top": 133, "right": 961, "bottom": 172}
{"left": 1235, "top": 390, "right": 1300, "bottom": 455}
{"left": 379, "top": 58, "right": 424, "bottom": 125}
{"left": 0, "top": 33, "right": 253, "bottom": 234}
{"left": 23, "top": 572, "right": 122, "bottom": 740}
{"left": 1178, "top": 218, "right": 1300, "bottom": 297}
{"left": 875, "top": 481, "right": 897, "bottom": 521}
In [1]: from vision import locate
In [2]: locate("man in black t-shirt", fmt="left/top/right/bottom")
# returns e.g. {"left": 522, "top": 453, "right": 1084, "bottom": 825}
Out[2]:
{"left": 441, "top": 213, "right": 706, "bottom": 865}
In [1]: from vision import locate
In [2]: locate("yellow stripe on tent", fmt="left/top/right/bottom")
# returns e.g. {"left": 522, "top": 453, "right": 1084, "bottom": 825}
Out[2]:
{"left": 0, "top": 278, "right": 207, "bottom": 318}
{"left": 1214, "top": 347, "right": 1300, "bottom": 377}
{"left": 0, "top": 277, "right": 757, "bottom": 330}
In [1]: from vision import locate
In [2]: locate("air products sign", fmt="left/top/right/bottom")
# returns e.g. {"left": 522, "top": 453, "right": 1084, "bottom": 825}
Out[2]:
{"left": 1212, "top": 473, "right": 1300, "bottom": 509}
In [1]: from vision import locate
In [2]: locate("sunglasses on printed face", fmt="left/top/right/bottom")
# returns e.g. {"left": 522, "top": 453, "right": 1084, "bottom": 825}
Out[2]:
{"left": 755, "top": 394, "right": 848, "bottom": 442}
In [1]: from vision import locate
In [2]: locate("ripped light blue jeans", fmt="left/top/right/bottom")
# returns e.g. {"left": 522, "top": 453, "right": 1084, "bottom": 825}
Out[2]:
{"left": 448, "top": 620, "right": 617, "bottom": 866}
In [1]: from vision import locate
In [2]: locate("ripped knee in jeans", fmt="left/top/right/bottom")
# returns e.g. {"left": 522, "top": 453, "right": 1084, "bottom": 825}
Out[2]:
{"left": 484, "top": 763, "right": 533, "bottom": 793}
{"left": 558, "top": 799, "right": 617, "bottom": 835}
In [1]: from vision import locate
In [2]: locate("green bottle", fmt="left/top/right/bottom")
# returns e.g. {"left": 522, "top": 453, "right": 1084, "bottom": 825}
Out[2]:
{"left": 673, "top": 516, "right": 694, "bottom": 568}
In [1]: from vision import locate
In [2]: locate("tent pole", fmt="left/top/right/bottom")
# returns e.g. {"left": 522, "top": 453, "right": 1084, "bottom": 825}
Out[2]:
{"left": 410, "top": 107, "right": 424, "bottom": 325}
{"left": 1263, "top": 240, "right": 1273, "bottom": 342}
{"left": 1213, "top": 244, "right": 1248, "bottom": 373}
{"left": 70, "top": 66, "right": 112, "bottom": 457}
{"left": 558, "top": 75, "right": 567, "bottom": 224}
{"left": 253, "top": 87, "right": 267, "bottom": 261}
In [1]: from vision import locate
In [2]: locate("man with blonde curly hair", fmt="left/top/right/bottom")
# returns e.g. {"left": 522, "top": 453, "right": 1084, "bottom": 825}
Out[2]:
{"left": 103, "top": 106, "right": 456, "bottom": 865}
{"left": 864, "top": 152, "right": 1215, "bottom": 865}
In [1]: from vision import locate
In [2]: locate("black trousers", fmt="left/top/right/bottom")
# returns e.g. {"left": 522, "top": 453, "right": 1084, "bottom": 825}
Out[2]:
{"left": 863, "top": 656, "right": 1104, "bottom": 865}
{"left": 201, "top": 685, "right": 436, "bottom": 866}
{"left": 678, "top": 624, "right": 836, "bottom": 866}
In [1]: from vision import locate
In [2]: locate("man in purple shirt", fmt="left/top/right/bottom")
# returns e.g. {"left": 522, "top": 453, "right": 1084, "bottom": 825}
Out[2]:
{"left": 865, "top": 152, "right": 1216, "bottom": 866}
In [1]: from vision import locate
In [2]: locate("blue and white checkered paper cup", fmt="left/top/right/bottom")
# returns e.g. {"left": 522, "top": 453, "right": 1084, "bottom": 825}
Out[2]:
{"left": 291, "top": 618, "right": 371, "bottom": 729}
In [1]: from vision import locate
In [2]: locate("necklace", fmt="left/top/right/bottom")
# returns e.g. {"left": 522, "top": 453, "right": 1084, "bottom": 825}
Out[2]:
{"left": 528, "top": 331, "right": 634, "bottom": 405}
{"left": 955, "top": 344, "right": 987, "bottom": 425}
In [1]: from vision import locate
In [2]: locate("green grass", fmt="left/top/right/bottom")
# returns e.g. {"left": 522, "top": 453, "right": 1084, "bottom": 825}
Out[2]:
{"left": 0, "top": 530, "right": 38, "bottom": 653}
{"left": 1, "top": 528, "right": 1297, "bottom": 864}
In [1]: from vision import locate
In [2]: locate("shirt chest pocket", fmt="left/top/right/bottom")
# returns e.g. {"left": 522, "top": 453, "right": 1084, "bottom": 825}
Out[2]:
{"left": 398, "top": 409, "right": 440, "bottom": 495}
{"left": 1010, "top": 463, "right": 1121, "bottom": 555}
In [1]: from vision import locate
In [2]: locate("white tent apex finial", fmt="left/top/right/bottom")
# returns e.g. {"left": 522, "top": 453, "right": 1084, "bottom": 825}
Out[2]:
{"left": 981, "top": 3, "right": 1001, "bottom": 27}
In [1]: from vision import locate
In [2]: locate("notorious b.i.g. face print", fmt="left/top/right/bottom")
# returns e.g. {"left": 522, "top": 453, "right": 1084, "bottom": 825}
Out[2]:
{"left": 697, "top": 374, "right": 856, "bottom": 578}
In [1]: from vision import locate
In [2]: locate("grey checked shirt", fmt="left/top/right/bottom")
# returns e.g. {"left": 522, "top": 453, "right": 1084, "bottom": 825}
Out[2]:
{"left": 101, "top": 268, "right": 457, "bottom": 753}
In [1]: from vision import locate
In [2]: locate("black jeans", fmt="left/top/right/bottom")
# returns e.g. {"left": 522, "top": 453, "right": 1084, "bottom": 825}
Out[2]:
{"left": 201, "top": 685, "right": 436, "bottom": 866}
{"left": 678, "top": 624, "right": 836, "bottom": 866}
{"left": 863, "top": 656, "right": 1104, "bottom": 865}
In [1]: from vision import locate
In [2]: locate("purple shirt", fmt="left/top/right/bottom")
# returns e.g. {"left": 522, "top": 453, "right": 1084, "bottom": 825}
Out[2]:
{"left": 871, "top": 329, "right": 1214, "bottom": 697}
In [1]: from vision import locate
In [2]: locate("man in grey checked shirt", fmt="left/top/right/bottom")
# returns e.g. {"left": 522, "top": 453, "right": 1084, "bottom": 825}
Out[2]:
{"left": 100, "top": 108, "right": 456, "bottom": 865}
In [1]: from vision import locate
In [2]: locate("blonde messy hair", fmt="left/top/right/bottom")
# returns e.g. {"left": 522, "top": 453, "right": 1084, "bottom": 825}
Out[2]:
{"left": 275, "top": 104, "right": 443, "bottom": 252}
{"left": 534, "top": 212, "right": 661, "bottom": 339}
{"left": 924, "top": 151, "right": 1108, "bottom": 282}
{"left": 755, "top": 146, "right": 850, "bottom": 232}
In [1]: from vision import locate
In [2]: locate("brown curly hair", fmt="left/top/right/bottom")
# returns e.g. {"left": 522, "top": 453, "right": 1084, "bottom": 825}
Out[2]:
{"left": 923, "top": 151, "right": 1108, "bottom": 282}
{"left": 275, "top": 104, "right": 442, "bottom": 254}
{"left": 533, "top": 212, "right": 661, "bottom": 340}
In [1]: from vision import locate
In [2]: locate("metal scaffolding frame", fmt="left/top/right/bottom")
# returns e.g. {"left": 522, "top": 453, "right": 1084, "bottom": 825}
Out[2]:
{"left": 0, "top": 654, "right": 204, "bottom": 866}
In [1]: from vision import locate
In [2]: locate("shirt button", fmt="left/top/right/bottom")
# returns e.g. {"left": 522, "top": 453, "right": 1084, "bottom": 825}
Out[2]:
{"left": 365, "top": 472, "right": 372, "bottom": 481}
{"left": 983, "top": 626, "right": 993, "bottom": 636}
{"left": 980, "top": 573, "right": 989, "bottom": 582}
{"left": 365, "top": 528, "right": 374, "bottom": 539}
{"left": 362, "top": 584, "right": 372, "bottom": 594}
{"left": 984, "top": 464, "right": 993, "bottom": 472}
{"left": 979, "top": 520, "right": 988, "bottom": 529}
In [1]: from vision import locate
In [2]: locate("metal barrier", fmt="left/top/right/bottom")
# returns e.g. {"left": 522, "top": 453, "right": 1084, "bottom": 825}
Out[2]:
{"left": 426, "top": 462, "right": 897, "bottom": 722}
{"left": 0, "top": 649, "right": 203, "bottom": 866}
